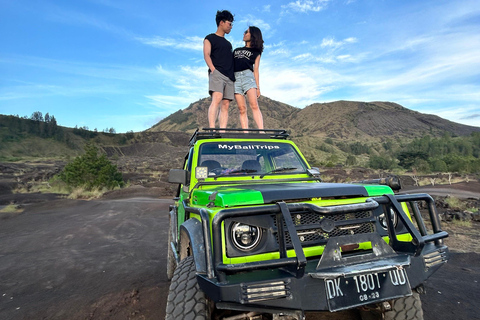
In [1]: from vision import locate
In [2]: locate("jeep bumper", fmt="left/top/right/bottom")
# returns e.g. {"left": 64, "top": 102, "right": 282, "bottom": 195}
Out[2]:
{"left": 197, "top": 243, "right": 448, "bottom": 313}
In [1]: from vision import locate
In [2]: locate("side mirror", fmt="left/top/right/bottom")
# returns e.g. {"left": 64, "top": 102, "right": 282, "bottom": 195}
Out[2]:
{"left": 169, "top": 169, "right": 187, "bottom": 185}
{"left": 307, "top": 167, "right": 322, "bottom": 179}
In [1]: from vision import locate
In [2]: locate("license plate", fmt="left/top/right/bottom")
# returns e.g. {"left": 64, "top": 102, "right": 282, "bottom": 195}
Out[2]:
{"left": 325, "top": 268, "right": 412, "bottom": 311}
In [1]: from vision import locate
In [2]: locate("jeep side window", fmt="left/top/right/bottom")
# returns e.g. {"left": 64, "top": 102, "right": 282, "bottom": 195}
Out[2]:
{"left": 185, "top": 147, "right": 194, "bottom": 185}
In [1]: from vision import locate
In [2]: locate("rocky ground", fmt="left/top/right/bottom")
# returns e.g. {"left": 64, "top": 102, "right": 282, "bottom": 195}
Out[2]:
{"left": 0, "top": 160, "right": 479, "bottom": 319}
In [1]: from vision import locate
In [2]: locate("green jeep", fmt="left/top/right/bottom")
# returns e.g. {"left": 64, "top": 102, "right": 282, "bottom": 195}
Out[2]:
{"left": 166, "top": 129, "right": 449, "bottom": 320}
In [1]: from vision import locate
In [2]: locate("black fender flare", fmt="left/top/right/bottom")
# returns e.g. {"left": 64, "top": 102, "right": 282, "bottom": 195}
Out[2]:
{"left": 179, "top": 218, "right": 207, "bottom": 274}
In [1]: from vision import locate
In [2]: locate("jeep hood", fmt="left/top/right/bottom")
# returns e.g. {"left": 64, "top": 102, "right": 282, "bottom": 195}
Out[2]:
{"left": 191, "top": 183, "right": 393, "bottom": 208}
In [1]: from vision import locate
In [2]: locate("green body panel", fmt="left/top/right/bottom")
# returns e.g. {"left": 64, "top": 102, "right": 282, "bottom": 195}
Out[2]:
{"left": 191, "top": 184, "right": 394, "bottom": 208}
{"left": 177, "top": 134, "right": 416, "bottom": 266}
{"left": 364, "top": 185, "right": 394, "bottom": 196}
{"left": 187, "top": 186, "right": 415, "bottom": 265}
{"left": 192, "top": 186, "right": 265, "bottom": 207}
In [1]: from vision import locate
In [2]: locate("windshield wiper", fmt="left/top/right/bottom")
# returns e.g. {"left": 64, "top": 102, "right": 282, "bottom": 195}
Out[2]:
{"left": 260, "top": 167, "right": 297, "bottom": 178}
{"left": 214, "top": 168, "right": 257, "bottom": 179}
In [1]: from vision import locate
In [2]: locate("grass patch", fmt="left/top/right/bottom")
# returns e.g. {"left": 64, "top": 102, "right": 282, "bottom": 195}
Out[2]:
{"left": 0, "top": 204, "right": 23, "bottom": 213}
{"left": 67, "top": 187, "right": 106, "bottom": 200}
{"left": 13, "top": 177, "right": 71, "bottom": 195}
{"left": 451, "top": 219, "right": 472, "bottom": 228}
{"left": 445, "top": 196, "right": 468, "bottom": 211}
{"left": 0, "top": 156, "right": 23, "bottom": 162}
{"left": 467, "top": 207, "right": 479, "bottom": 214}
{"left": 66, "top": 182, "right": 125, "bottom": 200}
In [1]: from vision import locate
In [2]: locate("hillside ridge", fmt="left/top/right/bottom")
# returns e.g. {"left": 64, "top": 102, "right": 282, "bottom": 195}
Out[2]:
{"left": 150, "top": 97, "right": 479, "bottom": 140}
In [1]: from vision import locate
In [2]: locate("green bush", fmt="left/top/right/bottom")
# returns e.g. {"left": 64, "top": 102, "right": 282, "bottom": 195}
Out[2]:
{"left": 345, "top": 155, "right": 357, "bottom": 166}
{"left": 429, "top": 159, "right": 448, "bottom": 172}
{"left": 168, "top": 110, "right": 191, "bottom": 124}
{"left": 59, "top": 143, "right": 124, "bottom": 190}
{"left": 369, "top": 155, "right": 396, "bottom": 170}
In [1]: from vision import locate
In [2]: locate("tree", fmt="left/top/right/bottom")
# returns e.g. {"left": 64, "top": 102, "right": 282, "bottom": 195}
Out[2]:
{"left": 345, "top": 155, "right": 357, "bottom": 166}
{"left": 397, "top": 151, "right": 429, "bottom": 169}
{"left": 59, "top": 143, "right": 124, "bottom": 190}
{"left": 430, "top": 159, "right": 448, "bottom": 172}
{"left": 369, "top": 155, "right": 396, "bottom": 170}
{"left": 412, "top": 159, "right": 430, "bottom": 173}
{"left": 30, "top": 111, "right": 44, "bottom": 122}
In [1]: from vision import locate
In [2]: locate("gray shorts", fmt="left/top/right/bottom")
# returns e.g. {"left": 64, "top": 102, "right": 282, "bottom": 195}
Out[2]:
{"left": 209, "top": 69, "right": 234, "bottom": 101}
{"left": 234, "top": 69, "right": 257, "bottom": 95}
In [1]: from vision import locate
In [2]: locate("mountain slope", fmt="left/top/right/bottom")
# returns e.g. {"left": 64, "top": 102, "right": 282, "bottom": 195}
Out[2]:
{"left": 289, "top": 101, "right": 479, "bottom": 139}
{"left": 149, "top": 96, "right": 299, "bottom": 133}
{"left": 150, "top": 98, "right": 480, "bottom": 141}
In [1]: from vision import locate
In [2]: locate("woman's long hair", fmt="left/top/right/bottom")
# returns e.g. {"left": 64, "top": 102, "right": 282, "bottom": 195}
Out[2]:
{"left": 249, "top": 26, "right": 264, "bottom": 53}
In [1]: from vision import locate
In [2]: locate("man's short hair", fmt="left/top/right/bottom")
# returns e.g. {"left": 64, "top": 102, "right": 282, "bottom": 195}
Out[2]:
{"left": 215, "top": 10, "right": 234, "bottom": 27}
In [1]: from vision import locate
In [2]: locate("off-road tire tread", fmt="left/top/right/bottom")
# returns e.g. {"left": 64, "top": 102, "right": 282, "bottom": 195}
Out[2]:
{"left": 165, "top": 256, "right": 208, "bottom": 320}
{"left": 385, "top": 292, "right": 423, "bottom": 320}
{"left": 360, "top": 292, "right": 424, "bottom": 320}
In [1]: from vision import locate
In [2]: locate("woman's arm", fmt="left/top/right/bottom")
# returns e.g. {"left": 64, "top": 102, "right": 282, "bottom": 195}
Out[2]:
{"left": 253, "top": 55, "right": 261, "bottom": 98}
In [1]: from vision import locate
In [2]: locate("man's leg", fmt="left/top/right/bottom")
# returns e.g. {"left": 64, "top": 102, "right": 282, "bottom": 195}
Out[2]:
{"left": 208, "top": 92, "right": 224, "bottom": 128}
{"left": 218, "top": 99, "right": 230, "bottom": 128}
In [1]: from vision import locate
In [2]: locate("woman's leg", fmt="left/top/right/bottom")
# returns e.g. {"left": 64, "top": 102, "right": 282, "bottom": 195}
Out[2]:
{"left": 235, "top": 93, "right": 249, "bottom": 129}
{"left": 246, "top": 89, "right": 264, "bottom": 129}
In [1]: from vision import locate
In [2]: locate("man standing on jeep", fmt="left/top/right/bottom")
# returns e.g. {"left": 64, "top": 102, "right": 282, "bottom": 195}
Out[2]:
{"left": 204, "top": 10, "right": 235, "bottom": 129}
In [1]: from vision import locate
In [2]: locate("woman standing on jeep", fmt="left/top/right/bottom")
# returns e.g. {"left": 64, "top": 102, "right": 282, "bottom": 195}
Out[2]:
{"left": 233, "top": 26, "right": 264, "bottom": 130}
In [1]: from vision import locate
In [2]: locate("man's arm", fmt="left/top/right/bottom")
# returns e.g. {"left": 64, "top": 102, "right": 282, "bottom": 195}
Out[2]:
{"left": 203, "top": 39, "right": 215, "bottom": 72}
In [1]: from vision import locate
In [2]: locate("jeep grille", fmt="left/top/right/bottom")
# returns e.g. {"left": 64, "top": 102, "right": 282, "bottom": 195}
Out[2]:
{"left": 275, "top": 210, "right": 375, "bottom": 247}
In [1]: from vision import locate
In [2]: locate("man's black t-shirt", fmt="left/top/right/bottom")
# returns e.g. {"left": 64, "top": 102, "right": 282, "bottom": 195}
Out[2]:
{"left": 233, "top": 47, "right": 261, "bottom": 72}
{"left": 205, "top": 33, "right": 235, "bottom": 81}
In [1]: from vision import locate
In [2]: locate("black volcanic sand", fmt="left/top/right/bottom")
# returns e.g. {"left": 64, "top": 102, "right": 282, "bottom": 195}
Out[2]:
{"left": 0, "top": 192, "right": 479, "bottom": 320}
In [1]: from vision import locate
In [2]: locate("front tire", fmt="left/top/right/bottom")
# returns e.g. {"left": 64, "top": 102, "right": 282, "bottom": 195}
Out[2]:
{"left": 360, "top": 292, "right": 424, "bottom": 320}
{"left": 165, "top": 256, "right": 209, "bottom": 320}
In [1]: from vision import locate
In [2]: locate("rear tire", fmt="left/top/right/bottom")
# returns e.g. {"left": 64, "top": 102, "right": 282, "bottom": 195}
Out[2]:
{"left": 165, "top": 256, "right": 209, "bottom": 320}
{"left": 360, "top": 292, "right": 424, "bottom": 320}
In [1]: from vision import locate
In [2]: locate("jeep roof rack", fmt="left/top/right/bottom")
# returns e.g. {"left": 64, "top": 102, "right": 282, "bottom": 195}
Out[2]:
{"left": 189, "top": 128, "right": 289, "bottom": 146}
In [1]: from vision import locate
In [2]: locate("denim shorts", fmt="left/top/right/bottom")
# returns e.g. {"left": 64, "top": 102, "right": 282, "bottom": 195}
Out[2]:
{"left": 209, "top": 69, "right": 234, "bottom": 100}
{"left": 234, "top": 69, "right": 257, "bottom": 95}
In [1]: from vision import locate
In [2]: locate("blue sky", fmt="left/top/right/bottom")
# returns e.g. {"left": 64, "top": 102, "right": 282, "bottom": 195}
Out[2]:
{"left": 1, "top": 0, "right": 479, "bottom": 133}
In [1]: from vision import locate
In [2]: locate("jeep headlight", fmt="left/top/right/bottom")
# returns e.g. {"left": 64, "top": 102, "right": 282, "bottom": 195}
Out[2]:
{"left": 379, "top": 208, "right": 398, "bottom": 230}
{"left": 231, "top": 222, "right": 262, "bottom": 251}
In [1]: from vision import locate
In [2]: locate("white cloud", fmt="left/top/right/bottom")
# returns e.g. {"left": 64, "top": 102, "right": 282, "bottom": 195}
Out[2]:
{"left": 238, "top": 15, "right": 271, "bottom": 31}
{"left": 293, "top": 53, "right": 314, "bottom": 61}
{"left": 321, "top": 37, "right": 357, "bottom": 48}
{"left": 281, "top": 0, "right": 331, "bottom": 13}
{"left": 145, "top": 94, "right": 191, "bottom": 107}
{"left": 147, "top": 64, "right": 208, "bottom": 113}
{"left": 266, "top": 43, "right": 291, "bottom": 56}
{"left": 261, "top": 62, "right": 343, "bottom": 107}
{"left": 336, "top": 55, "right": 353, "bottom": 61}
{"left": 421, "top": 104, "right": 480, "bottom": 127}
{"left": 137, "top": 36, "right": 204, "bottom": 51}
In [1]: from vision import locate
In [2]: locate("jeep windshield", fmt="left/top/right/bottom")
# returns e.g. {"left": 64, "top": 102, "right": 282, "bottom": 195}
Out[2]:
{"left": 198, "top": 141, "right": 308, "bottom": 177}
